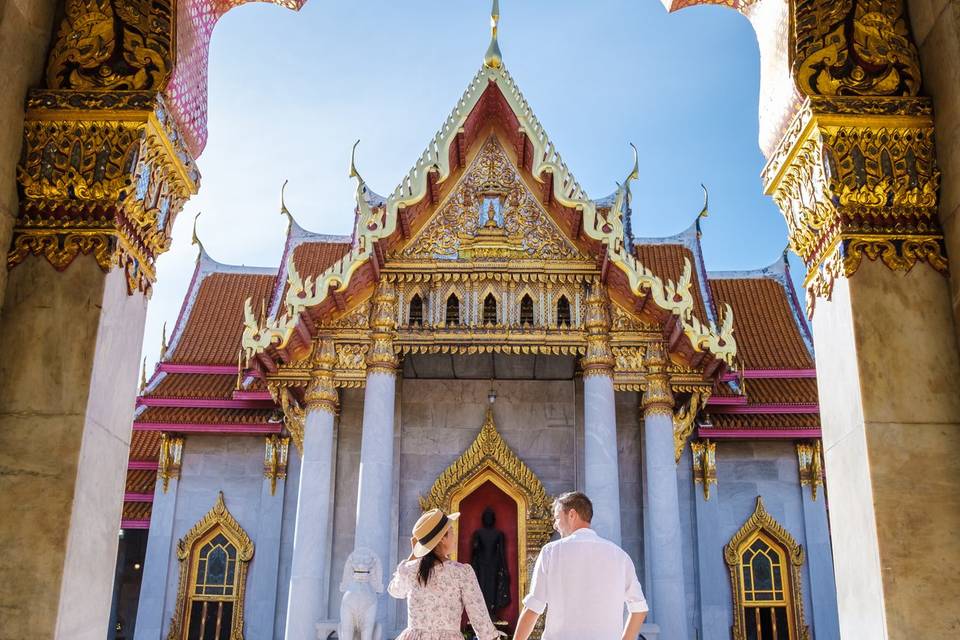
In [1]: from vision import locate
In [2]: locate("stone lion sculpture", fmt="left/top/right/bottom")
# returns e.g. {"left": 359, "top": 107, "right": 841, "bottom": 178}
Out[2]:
{"left": 339, "top": 547, "right": 383, "bottom": 640}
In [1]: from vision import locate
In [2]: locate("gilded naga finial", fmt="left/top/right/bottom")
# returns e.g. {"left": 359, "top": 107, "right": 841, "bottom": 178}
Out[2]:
{"left": 191, "top": 210, "right": 205, "bottom": 260}
{"left": 695, "top": 183, "right": 709, "bottom": 238}
{"left": 484, "top": 0, "right": 502, "bottom": 69}
{"left": 280, "top": 180, "right": 294, "bottom": 228}
{"left": 140, "top": 357, "right": 147, "bottom": 392}
{"left": 160, "top": 322, "right": 168, "bottom": 361}
{"left": 349, "top": 139, "right": 364, "bottom": 184}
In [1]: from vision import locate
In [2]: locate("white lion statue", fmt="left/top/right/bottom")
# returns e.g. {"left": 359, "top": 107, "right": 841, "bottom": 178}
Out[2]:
{"left": 339, "top": 547, "right": 383, "bottom": 640}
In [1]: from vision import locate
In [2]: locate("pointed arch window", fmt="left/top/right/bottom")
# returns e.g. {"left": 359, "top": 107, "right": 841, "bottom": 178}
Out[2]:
{"left": 168, "top": 493, "right": 254, "bottom": 640}
{"left": 446, "top": 294, "right": 461, "bottom": 326}
{"left": 409, "top": 294, "right": 424, "bottom": 327}
{"left": 725, "top": 497, "right": 809, "bottom": 640}
{"left": 556, "top": 295, "right": 571, "bottom": 327}
{"left": 483, "top": 293, "right": 498, "bottom": 325}
{"left": 520, "top": 294, "right": 534, "bottom": 326}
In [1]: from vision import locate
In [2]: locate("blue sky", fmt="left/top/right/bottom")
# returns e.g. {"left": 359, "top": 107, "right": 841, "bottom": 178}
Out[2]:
{"left": 142, "top": 0, "right": 797, "bottom": 369}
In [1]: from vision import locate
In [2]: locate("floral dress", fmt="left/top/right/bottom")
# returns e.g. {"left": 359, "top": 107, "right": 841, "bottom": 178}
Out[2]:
{"left": 388, "top": 559, "right": 499, "bottom": 640}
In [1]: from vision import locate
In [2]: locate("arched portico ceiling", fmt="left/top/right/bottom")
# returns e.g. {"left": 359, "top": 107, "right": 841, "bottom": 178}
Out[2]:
{"left": 241, "top": 62, "right": 738, "bottom": 370}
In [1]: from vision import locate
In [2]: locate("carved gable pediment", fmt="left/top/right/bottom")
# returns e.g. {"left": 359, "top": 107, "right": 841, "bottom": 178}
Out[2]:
{"left": 395, "top": 136, "right": 587, "bottom": 262}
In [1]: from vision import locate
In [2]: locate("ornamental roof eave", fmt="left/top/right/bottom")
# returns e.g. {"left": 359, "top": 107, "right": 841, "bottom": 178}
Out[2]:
{"left": 241, "top": 64, "right": 738, "bottom": 370}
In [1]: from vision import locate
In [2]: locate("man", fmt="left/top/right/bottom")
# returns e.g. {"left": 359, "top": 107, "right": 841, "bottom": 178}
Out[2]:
{"left": 513, "top": 492, "right": 648, "bottom": 640}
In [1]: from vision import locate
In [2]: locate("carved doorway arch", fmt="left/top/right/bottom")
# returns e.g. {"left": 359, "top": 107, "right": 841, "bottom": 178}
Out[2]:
{"left": 420, "top": 406, "right": 553, "bottom": 601}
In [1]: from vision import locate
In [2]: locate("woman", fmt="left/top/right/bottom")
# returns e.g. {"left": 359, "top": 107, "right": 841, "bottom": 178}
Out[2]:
{"left": 388, "top": 509, "right": 500, "bottom": 640}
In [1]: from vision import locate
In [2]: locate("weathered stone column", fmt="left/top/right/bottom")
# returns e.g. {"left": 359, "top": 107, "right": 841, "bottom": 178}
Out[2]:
{"left": 0, "top": 87, "right": 197, "bottom": 639}
{"left": 133, "top": 435, "right": 183, "bottom": 640}
{"left": 283, "top": 341, "right": 339, "bottom": 639}
{"left": 354, "top": 281, "right": 399, "bottom": 618}
{"left": 764, "top": 51, "right": 960, "bottom": 636}
{"left": 641, "top": 342, "right": 689, "bottom": 640}
{"left": 581, "top": 284, "right": 622, "bottom": 543}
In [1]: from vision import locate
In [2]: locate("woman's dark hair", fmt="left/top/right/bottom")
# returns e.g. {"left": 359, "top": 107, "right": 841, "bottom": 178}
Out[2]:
{"left": 417, "top": 549, "right": 443, "bottom": 585}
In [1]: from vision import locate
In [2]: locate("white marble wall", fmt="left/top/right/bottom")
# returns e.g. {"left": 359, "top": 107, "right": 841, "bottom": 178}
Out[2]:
{"left": 327, "top": 388, "right": 364, "bottom": 615}
{"left": 615, "top": 391, "right": 644, "bottom": 571}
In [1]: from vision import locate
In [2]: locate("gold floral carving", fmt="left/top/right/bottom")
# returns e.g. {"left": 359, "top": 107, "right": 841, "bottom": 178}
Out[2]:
{"left": 581, "top": 284, "right": 614, "bottom": 376}
{"left": 796, "top": 440, "right": 825, "bottom": 501}
{"left": 673, "top": 391, "right": 708, "bottom": 463}
{"left": 420, "top": 406, "right": 553, "bottom": 601}
{"left": 792, "top": 0, "right": 920, "bottom": 98}
{"left": 725, "top": 497, "right": 811, "bottom": 640}
{"left": 263, "top": 435, "right": 290, "bottom": 496}
{"left": 167, "top": 492, "right": 254, "bottom": 640}
{"left": 764, "top": 98, "right": 944, "bottom": 314}
{"left": 305, "top": 340, "right": 338, "bottom": 414}
{"left": 613, "top": 346, "right": 646, "bottom": 373}
{"left": 397, "top": 136, "right": 583, "bottom": 262}
{"left": 642, "top": 342, "right": 674, "bottom": 417}
{"left": 278, "top": 387, "right": 305, "bottom": 453}
{"left": 336, "top": 343, "right": 369, "bottom": 372}
{"left": 12, "top": 91, "right": 198, "bottom": 295}
{"left": 367, "top": 281, "right": 399, "bottom": 375}
{"left": 690, "top": 439, "right": 717, "bottom": 501}
{"left": 158, "top": 433, "right": 183, "bottom": 493}
{"left": 46, "top": 0, "right": 174, "bottom": 91}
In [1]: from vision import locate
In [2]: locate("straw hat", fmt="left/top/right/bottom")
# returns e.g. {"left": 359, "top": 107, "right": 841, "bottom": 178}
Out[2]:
{"left": 411, "top": 508, "right": 460, "bottom": 558}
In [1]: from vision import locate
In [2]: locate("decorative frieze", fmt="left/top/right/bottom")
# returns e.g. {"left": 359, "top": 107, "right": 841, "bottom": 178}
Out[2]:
{"left": 796, "top": 440, "right": 825, "bottom": 501}
{"left": 12, "top": 90, "right": 198, "bottom": 296}
{"left": 690, "top": 439, "right": 717, "bottom": 501}
{"left": 157, "top": 433, "right": 183, "bottom": 493}
{"left": 263, "top": 435, "right": 290, "bottom": 496}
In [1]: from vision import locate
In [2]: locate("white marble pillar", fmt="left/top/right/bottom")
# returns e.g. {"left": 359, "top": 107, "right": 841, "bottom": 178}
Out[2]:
{"left": 284, "top": 343, "right": 339, "bottom": 639}
{"left": 581, "top": 283, "right": 622, "bottom": 543}
{"left": 583, "top": 372, "right": 622, "bottom": 544}
{"left": 642, "top": 342, "right": 689, "bottom": 640}
{"left": 353, "top": 370, "right": 397, "bottom": 565}
{"left": 248, "top": 437, "right": 289, "bottom": 639}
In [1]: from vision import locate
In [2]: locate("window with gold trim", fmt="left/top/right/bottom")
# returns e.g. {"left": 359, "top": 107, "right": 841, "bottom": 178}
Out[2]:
{"left": 167, "top": 493, "right": 254, "bottom": 640}
{"left": 725, "top": 497, "right": 810, "bottom": 640}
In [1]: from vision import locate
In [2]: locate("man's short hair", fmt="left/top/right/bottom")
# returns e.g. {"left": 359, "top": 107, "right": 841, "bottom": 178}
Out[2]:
{"left": 554, "top": 491, "right": 593, "bottom": 523}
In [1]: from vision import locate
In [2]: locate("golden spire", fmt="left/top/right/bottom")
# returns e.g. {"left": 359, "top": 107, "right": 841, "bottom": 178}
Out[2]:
{"left": 483, "top": 0, "right": 502, "bottom": 69}
{"left": 140, "top": 357, "right": 147, "bottom": 392}
{"left": 159, "top": 322, "right": 168, "bottom": 361}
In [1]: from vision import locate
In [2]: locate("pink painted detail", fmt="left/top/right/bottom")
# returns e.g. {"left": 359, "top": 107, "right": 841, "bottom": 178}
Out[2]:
{"left": 710, "top": 404, "right": 819, "bottom": 415}
{"left": 133, "top": 422, "right": 282, "bottom": 434}
{"left": 166, "top": 0, "right": 307, "bottom": 154}
{"left": 721, "top": 369, "right": 817, "bottom": 380}
{"left": 158, "top": 363, "right": 237, "bottom": 375}
{"left": 121, "top": 519, "right": 151, "bottom": 530}
{"left": 697, "top": 427, "right": 822, "bottom": 439}
{"left": 706, "top": 396, "right": 749, "bottom": 406}
{"left": 232, "top": 390, "right": 273, "bottom": 401}
{"left": 125, "top": 492, "right": 154, "bottom": 503}
{"left": 128, "top": 460, "right": 160, "bottom": 471}
{"left": 137, "top": 397, "right": 275, "bottom": 409}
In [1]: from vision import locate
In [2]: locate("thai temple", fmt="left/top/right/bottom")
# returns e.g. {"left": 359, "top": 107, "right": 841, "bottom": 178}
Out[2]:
{"left": 112, "top": 10, "right": 841, "bottom": 640}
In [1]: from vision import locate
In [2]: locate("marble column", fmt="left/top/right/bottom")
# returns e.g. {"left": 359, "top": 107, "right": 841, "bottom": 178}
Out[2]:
{"left": 581, "top": 284, "right": 622, "bottom": 543}
{"left": 689, "top": 440, "right": 731, "bottom": 640}
{"left": 353, "top": 281, "right": 399, "bottom": 622}
{"left": 133, "top": 436, "right": 183, "bottom": 640}
{"left": 642, "top": 342, "right": 689, "bottom": 640}
{"left": 284, "top": 342, "right": 339, "bottom": 639}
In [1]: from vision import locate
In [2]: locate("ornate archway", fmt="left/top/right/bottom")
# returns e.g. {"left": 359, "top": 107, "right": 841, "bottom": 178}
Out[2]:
{"left": 420, "top": 406, "right": 553, "bottom": 602}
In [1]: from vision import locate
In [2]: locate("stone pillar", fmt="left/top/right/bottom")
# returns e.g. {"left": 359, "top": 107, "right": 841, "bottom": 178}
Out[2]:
{"left": 354, "top": 281, "right": 399, "bottom": 618}
{"left": 795, "top": 442, "right": 840, "bottom": 640}
{"left": 580, "top": 284, "right": 622, "bottom": 543}
{"left": 761, "top": 10, "right": 960, "bottom": 629}
{"left": 641, "top": 342, "right": 689, "bottom": 640}
{"left": 133, "top": 435, "right": 183, "bottom": 640}
{"left": 248, "top": 435, "right": 290, "bottom": 639}
{"left": 689, "top": 440, "right": 729, "bottom": 640}
{"left": 283, "top": 341, "right": 339, "bottom": 639}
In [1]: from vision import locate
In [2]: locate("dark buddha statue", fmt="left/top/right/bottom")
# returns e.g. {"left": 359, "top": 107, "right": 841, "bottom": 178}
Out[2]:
{"left": 470, "top": 507, "right": 511, "bottom": 615}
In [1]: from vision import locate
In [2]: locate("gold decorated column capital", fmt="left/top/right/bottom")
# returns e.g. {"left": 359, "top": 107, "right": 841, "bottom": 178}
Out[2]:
{"left": 305, "top": 339, "right": 338, "bottom": 415}
{"left": 581, "top": 283, "right": 614, "bottom": 376}
{"left": 366, "top": 280, "right": 399, "bottom": 375}
{"left": 642, "top": 341, "right": 674, "bottom": 417}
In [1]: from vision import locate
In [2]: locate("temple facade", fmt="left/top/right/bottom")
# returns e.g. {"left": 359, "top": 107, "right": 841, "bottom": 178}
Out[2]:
{"left": 113, "top": 50, "right": 841, "bottom": 640}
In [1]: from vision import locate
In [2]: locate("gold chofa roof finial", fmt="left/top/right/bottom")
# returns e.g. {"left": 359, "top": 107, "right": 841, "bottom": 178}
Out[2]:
{"left": 484, "top": 0, "right": 502, "bottom": 69}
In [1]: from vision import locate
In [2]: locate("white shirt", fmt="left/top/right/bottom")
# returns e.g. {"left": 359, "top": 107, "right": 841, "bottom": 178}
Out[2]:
{"left": 522, "top": 528, "right": 648, "bottom": 640}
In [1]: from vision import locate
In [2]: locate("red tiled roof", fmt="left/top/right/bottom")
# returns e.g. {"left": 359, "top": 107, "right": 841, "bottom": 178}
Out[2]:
{"left": 635, "top": 244, "right": 710, "bottom": 324}
{"left": 135, "top": 406, "right": 277, "bottom": 425}
{"left": 125, "top": 470, "right": 157, "bottom": 493}
{"left": 170, "top": 272, "right": 276, "bottom": 365}
{"left": 709, "top": 278, "right": 812, "bottom": 370}
{"left": 130, "top": 430, "right": 163, "bottom": 460}
{"left": 292, "top": 240, "right": 352, "bottom": 279}
{"left": 148, "top": 373, "right": 237, "bottom": 399}
{"left": 711, "top": 413, "right": 820, "bottom": 430}
{"left": 123, "top": 502, "right": 152, "bottom": 520}
{"left": 742, "top": 378, "right": 818, "bottom": 405}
